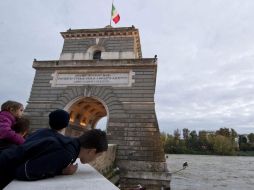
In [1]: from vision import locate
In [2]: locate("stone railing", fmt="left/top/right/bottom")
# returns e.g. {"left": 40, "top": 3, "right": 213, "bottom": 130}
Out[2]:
{"left": 5, "top": 144, "right": 119, "bottom": 190}
{"left": 6, "top": 161, "right": 119, "bottom": 190}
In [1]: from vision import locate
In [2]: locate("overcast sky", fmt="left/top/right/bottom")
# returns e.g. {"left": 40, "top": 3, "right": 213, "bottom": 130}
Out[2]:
{"left": 0, "top": 0, "right": 254, "bottom": 134}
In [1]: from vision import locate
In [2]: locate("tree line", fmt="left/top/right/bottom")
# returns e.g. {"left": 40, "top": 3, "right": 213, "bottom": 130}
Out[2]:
{"left": 161, "top": 128, "right": 254, "bottom": 156}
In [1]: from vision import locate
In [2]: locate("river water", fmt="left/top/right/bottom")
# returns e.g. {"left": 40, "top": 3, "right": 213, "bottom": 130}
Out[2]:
{"left": 166, "top": 154, "right": 254, "bottom": 190}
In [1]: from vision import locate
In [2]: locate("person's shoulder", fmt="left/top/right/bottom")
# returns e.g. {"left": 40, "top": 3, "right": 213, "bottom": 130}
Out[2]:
{"left": 0, "top": 111, "right": 15, "bottom": 124}
{"left": 32, "top": 128, "right": 53, "bottom": 135}
{"left": 0, "top": 111, "right": 13, "bottom": 118}
{"left": 25, "top": 128, "right": 53, "bottom": 142}
{"left": 55, "top": 132, "right": 74, "bottom": 142}
{"left": 22, "top": 136, "right": 63, "bottom": 155}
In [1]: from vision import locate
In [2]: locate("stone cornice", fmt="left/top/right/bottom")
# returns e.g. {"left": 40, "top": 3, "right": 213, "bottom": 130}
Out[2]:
{"left": 61, "top": 26, "right": 138, "bottom": 38}
{"left": 32, "top": 58, "right": 157, "bottom": 69}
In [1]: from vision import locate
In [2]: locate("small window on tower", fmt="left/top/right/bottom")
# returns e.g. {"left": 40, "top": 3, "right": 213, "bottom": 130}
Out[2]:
{"left": 93, "top": 51, "right": 101, "bottom": 60}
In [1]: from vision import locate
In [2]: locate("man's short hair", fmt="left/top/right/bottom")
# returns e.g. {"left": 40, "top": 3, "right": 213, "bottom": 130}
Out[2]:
{"left": 12, "top": 117, "right": 30, "bottom": 135}
{"left": 48, "top": 109, "right": 70, "bottom": 130}
{"left": 78, "top": 129, "right": 108, "bottom": 153}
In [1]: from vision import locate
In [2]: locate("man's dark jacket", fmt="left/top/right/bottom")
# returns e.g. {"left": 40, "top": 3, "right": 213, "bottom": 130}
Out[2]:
{"left": 0, "top": 129, "right": 80, "bottom": 189}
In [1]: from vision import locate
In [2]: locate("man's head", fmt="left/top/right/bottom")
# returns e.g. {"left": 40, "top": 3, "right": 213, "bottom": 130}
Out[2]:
{"left": 12, "top": 117, "right": 30, "bottom": 137}
{"left": 78, "top": 129, "right": 108, "bottom": 163}
{"left": 49, "top": 109, "right": 70, "bottom": 131}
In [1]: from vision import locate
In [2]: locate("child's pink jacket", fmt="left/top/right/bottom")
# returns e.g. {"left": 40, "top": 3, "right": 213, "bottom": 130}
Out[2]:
{"left": 0, "top": 111, "right": 24, "bottom": 145}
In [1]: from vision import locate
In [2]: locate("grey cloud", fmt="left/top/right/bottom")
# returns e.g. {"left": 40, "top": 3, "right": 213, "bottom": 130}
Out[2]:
{"left": 1, "top": 0, "right": 254, "bottom": 134}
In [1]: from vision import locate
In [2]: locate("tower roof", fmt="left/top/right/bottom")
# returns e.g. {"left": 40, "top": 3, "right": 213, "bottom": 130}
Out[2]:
{"left": 60, "top": 26, "right": 142, "bottom": 58}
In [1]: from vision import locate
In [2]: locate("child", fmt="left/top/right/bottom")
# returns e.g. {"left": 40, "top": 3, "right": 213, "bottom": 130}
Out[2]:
{"left": 25, "top": 109, "right": 70, "bottom": 142}
{"left": 0, "top": 100, "right": 25, "bottom": 149}
{"left": 0, "top": 129, "right": 108, "bottom": 188}
{"left": 0, "top": 117, "right": 30, "bottom": 151}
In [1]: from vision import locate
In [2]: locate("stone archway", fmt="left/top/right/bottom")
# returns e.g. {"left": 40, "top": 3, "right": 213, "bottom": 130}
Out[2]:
{"left": 25, "top": 26, "right": 171, "bottom": 189}
{"left": 63, "top": 96, "right": 109, "bottom": 137}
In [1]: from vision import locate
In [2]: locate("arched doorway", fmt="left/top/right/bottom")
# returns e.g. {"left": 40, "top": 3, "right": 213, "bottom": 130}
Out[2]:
{"left": 64, "top": 97, "right": 108, "bottom": 137}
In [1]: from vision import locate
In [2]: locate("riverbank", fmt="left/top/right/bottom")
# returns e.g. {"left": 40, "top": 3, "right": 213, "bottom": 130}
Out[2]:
{"left": 236, "top": 151, "right": 254, "bottom": 156}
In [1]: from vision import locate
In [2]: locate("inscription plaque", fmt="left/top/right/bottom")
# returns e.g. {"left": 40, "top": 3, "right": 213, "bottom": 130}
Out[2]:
{"left": 50, "top": 71, "right": 134, "bottom": 87}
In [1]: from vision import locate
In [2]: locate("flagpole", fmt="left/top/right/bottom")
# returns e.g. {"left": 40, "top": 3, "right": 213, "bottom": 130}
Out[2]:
{"left": 109, "top": 0, "right": 114, "bottom": 26}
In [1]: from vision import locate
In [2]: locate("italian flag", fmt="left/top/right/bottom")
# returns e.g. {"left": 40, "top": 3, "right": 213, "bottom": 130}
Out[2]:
{"left": 111, "top": 4, "right": 120, "bottom": 24}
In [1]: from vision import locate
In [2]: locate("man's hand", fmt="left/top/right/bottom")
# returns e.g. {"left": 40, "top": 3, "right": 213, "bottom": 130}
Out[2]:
{"left": 62, "top": 163, "right": 78, "bottom": 175}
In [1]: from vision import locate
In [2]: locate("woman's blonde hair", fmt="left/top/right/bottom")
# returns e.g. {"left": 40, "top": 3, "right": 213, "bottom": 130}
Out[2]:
{"left": 1, "top": 100, "right": 23, "bottom": 112}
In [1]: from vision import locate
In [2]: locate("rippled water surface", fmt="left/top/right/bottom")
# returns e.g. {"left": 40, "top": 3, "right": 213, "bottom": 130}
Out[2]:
{"left": 166, "top": 154, "right": 254, "bottom": 190}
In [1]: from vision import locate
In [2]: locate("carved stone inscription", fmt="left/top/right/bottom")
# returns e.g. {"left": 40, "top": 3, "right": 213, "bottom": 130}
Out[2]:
{"left": 50, "top": 72, "right": 134, "bottom": 87}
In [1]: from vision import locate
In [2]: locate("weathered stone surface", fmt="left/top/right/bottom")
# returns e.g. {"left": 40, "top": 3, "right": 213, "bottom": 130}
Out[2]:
{"left": 90, "top": 144, "right": 117, "bottom": 175}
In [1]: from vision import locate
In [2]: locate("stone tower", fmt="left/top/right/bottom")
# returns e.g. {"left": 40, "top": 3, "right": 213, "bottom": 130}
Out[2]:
{"left": 25, "top": 26, "right": 171, "bottom": 189}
